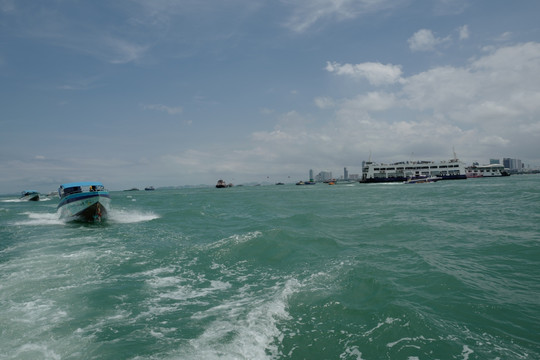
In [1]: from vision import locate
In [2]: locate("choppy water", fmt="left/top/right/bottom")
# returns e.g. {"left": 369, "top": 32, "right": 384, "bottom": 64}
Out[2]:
{"left": 1, "top": 175, "right": 539, "bottom": 359}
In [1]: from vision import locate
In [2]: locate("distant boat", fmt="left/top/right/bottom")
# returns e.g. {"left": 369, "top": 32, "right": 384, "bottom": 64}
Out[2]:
{"left": 275, "top": 182, "right": 285, "bottom": 185}
{"left": 216, "top": 180, "right": 232, "bottom": 188}
{"left": 124, "top": 188, "right": 139, "bottom": 191}
{"left": 20, "top": 190, "right": 40, "bottom": 201}
{"left": 57, "top": 182, "right": 110, "bottom": 222}
{"left": 144, "top": 186, "right": 155, "bottom": 191}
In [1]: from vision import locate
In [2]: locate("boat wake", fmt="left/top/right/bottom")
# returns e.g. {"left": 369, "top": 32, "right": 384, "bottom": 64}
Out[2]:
{"left": 12, "top": 209, "right": 159, "bottom": 225}
{"left": 1, "top": 197, "right": 53, "bottom": 203}
{"left": 1, "top": 198, "right": 26, "bottom": 203}
{"left": 108, "top": 209, "right": 160, "bottom": 223}
{"left": 13, "top": 212, "right": 65, "bottom": 226}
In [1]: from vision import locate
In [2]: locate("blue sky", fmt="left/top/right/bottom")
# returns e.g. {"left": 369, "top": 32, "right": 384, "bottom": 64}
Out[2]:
{"left": 1, "top": 0, "right": 540, "bottom": 192}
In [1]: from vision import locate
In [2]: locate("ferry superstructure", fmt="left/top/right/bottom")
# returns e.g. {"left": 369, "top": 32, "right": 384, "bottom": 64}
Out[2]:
{"left": 360, "top": 158, "right": 467, "bottom": 183}
{"left": 466, "top": 164, "right": 510, "bottom": 178}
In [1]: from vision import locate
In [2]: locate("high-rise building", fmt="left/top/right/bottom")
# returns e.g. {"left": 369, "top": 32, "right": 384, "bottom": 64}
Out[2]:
{"left": 490, "top": 159, "right": 500, "bottom": 164}
{"left": 503, "top": 158, "right": 523, "bottom": 170}
{"left": 344, "top": 167, "right": 349, "bottom": 180}
{"left": 309, "top": 169, "right": 314, "bottom": 182}
{"left": 316, "top": 171, "right": 333, "bottom": 182}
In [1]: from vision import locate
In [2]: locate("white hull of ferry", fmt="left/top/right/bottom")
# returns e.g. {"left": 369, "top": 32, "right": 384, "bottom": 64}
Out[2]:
{"left": 466, "top": 164, "right": 510, "bottom": 178}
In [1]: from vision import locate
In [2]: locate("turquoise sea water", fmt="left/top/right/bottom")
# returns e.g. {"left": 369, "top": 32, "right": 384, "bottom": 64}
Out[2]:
{"left": 1, "top": 175, "right": 539, "bottom": 359}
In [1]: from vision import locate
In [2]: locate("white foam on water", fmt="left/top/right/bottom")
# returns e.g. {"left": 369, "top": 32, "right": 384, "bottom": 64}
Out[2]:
{"left": 462, "top": 345, "right": 474, "bottom": 360}
{"left": 158, "top": 279, "right": 233, "bottom": 302}
{"left": 386, "top": 335, "right": 436, "bottom": 348}
{"left": 13, "top": 211, "right": 65, "bottom": 226}
{"left": 1, "top": 198, "right": 25, "bottom": 202}
{"left": 1, "top": 295, "right": 72, "bottom": 358}
{"left": 10, "top": 208, "right": 158, "bottom": 226}
{"left": 206, "top": 231, "right": 263, "bottom": 251}
{"left": 166, "top": 278, "right": 301, "bottom": 360}
{"left": 340, "top": 346, "right": 365, "bottom": 360}
{"left": 108, "top": 208, "right": 160, "bottom": 223}
{"left": 13, "top": 343, "right": 61, "bottom": 360}
{"left": 1, "top": 197, "right": 52, "bottom": 203}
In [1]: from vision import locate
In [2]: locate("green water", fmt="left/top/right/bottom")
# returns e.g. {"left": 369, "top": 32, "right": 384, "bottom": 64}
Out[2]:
{"left": 1, "top": 175, "right": 539, "bottom": 359}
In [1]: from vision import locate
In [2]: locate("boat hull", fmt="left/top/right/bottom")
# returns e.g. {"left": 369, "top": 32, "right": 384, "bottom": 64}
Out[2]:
{"left": 57, "top": 191, "right": 111, "bottom": 222}
{"left": 361, "top": 174, "right": 466, "bottom": 183}
{"left": 21, "top": 193, "right": 40, "bottom": 201}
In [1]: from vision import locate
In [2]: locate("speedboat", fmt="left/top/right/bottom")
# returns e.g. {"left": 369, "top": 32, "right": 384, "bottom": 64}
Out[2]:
{"left": 57, "top": 182, "right": 111, "bottom": 222}
{"left": 20, "top": 190, "right": 40, "bottom": 201}
{"left": 216, "top": 180, "right": 232, "bottom": 188}
{"left": 296, "top": 180, "right": 316, "bottom": 185}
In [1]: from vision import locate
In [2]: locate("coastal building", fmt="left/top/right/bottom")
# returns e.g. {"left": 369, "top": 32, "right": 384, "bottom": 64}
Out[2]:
{"left": 503, "top": 158, "right": 523, "bottom": 171}
{"left": 316, "top": 171, "right": 333, "bottom": 182}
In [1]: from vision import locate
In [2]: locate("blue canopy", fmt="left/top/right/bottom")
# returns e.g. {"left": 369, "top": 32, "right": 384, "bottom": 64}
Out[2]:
{"left": 60, "top": 182, "right": 104, "bottom": 188}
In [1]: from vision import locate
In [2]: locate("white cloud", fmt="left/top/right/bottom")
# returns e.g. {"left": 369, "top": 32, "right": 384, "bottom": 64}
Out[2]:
{"left": 402, "top": 43, "right": 540, "bottom": 132}
{"left": 326, "top": 61, "right": 403, "bottom": 85}
{"left": 151, "top": 43, "right": 540, "bottom": 181}
{"left": 142, "top": 103, "right": 183, "bottom": 115}
{"left": 260, "top": 107, "right": 275, "bottom": 115}
{"left": 341, "top": 92, "right": 398, "bottom": 112}
{"left": 432, "top": 0, "right": 470, "bottom": 16}
{"left": 0, "top": 0, "right": 15, "bottom": 13}
{"left": 314, "top": 97, "right": 335, "bottom": 109}
{"left": 248, "top": 42, "right": 540, "bottom": 168}
{"left": 459, "top": 25, "right": 469, "bottom": 40}
{"left": 282, "top": 0, "right": 396, "bottom": 33}
{"left": 496, "top": 32, "right": 513, "bottom": 42}
{"left": 479, "top": 135, "right": 509, "bottom": 146}
{"left": 104, "top": 37, "right": 150, "bottom": 64}
{"left": 408, "top": 29, "right": 449, "bottom": 52}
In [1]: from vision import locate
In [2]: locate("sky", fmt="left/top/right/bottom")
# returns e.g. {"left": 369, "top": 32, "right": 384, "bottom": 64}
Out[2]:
{"left": 1, "top": 0, "right": 540, "bottom": 193}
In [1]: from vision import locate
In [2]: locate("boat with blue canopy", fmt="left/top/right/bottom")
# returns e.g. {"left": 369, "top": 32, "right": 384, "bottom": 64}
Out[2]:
{"left": 57, "top": 182, "right": 111, "bottom": 222}
{"left": 20, "top": 190, "right": 40, "bottom": 201}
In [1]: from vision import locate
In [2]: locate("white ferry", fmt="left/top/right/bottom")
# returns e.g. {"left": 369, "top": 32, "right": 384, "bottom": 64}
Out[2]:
{"left": 466, "top": 164, "right": 510, "bottom": 178}
{"left": 360, "top": 158, "right": 467, "bottom": 183}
